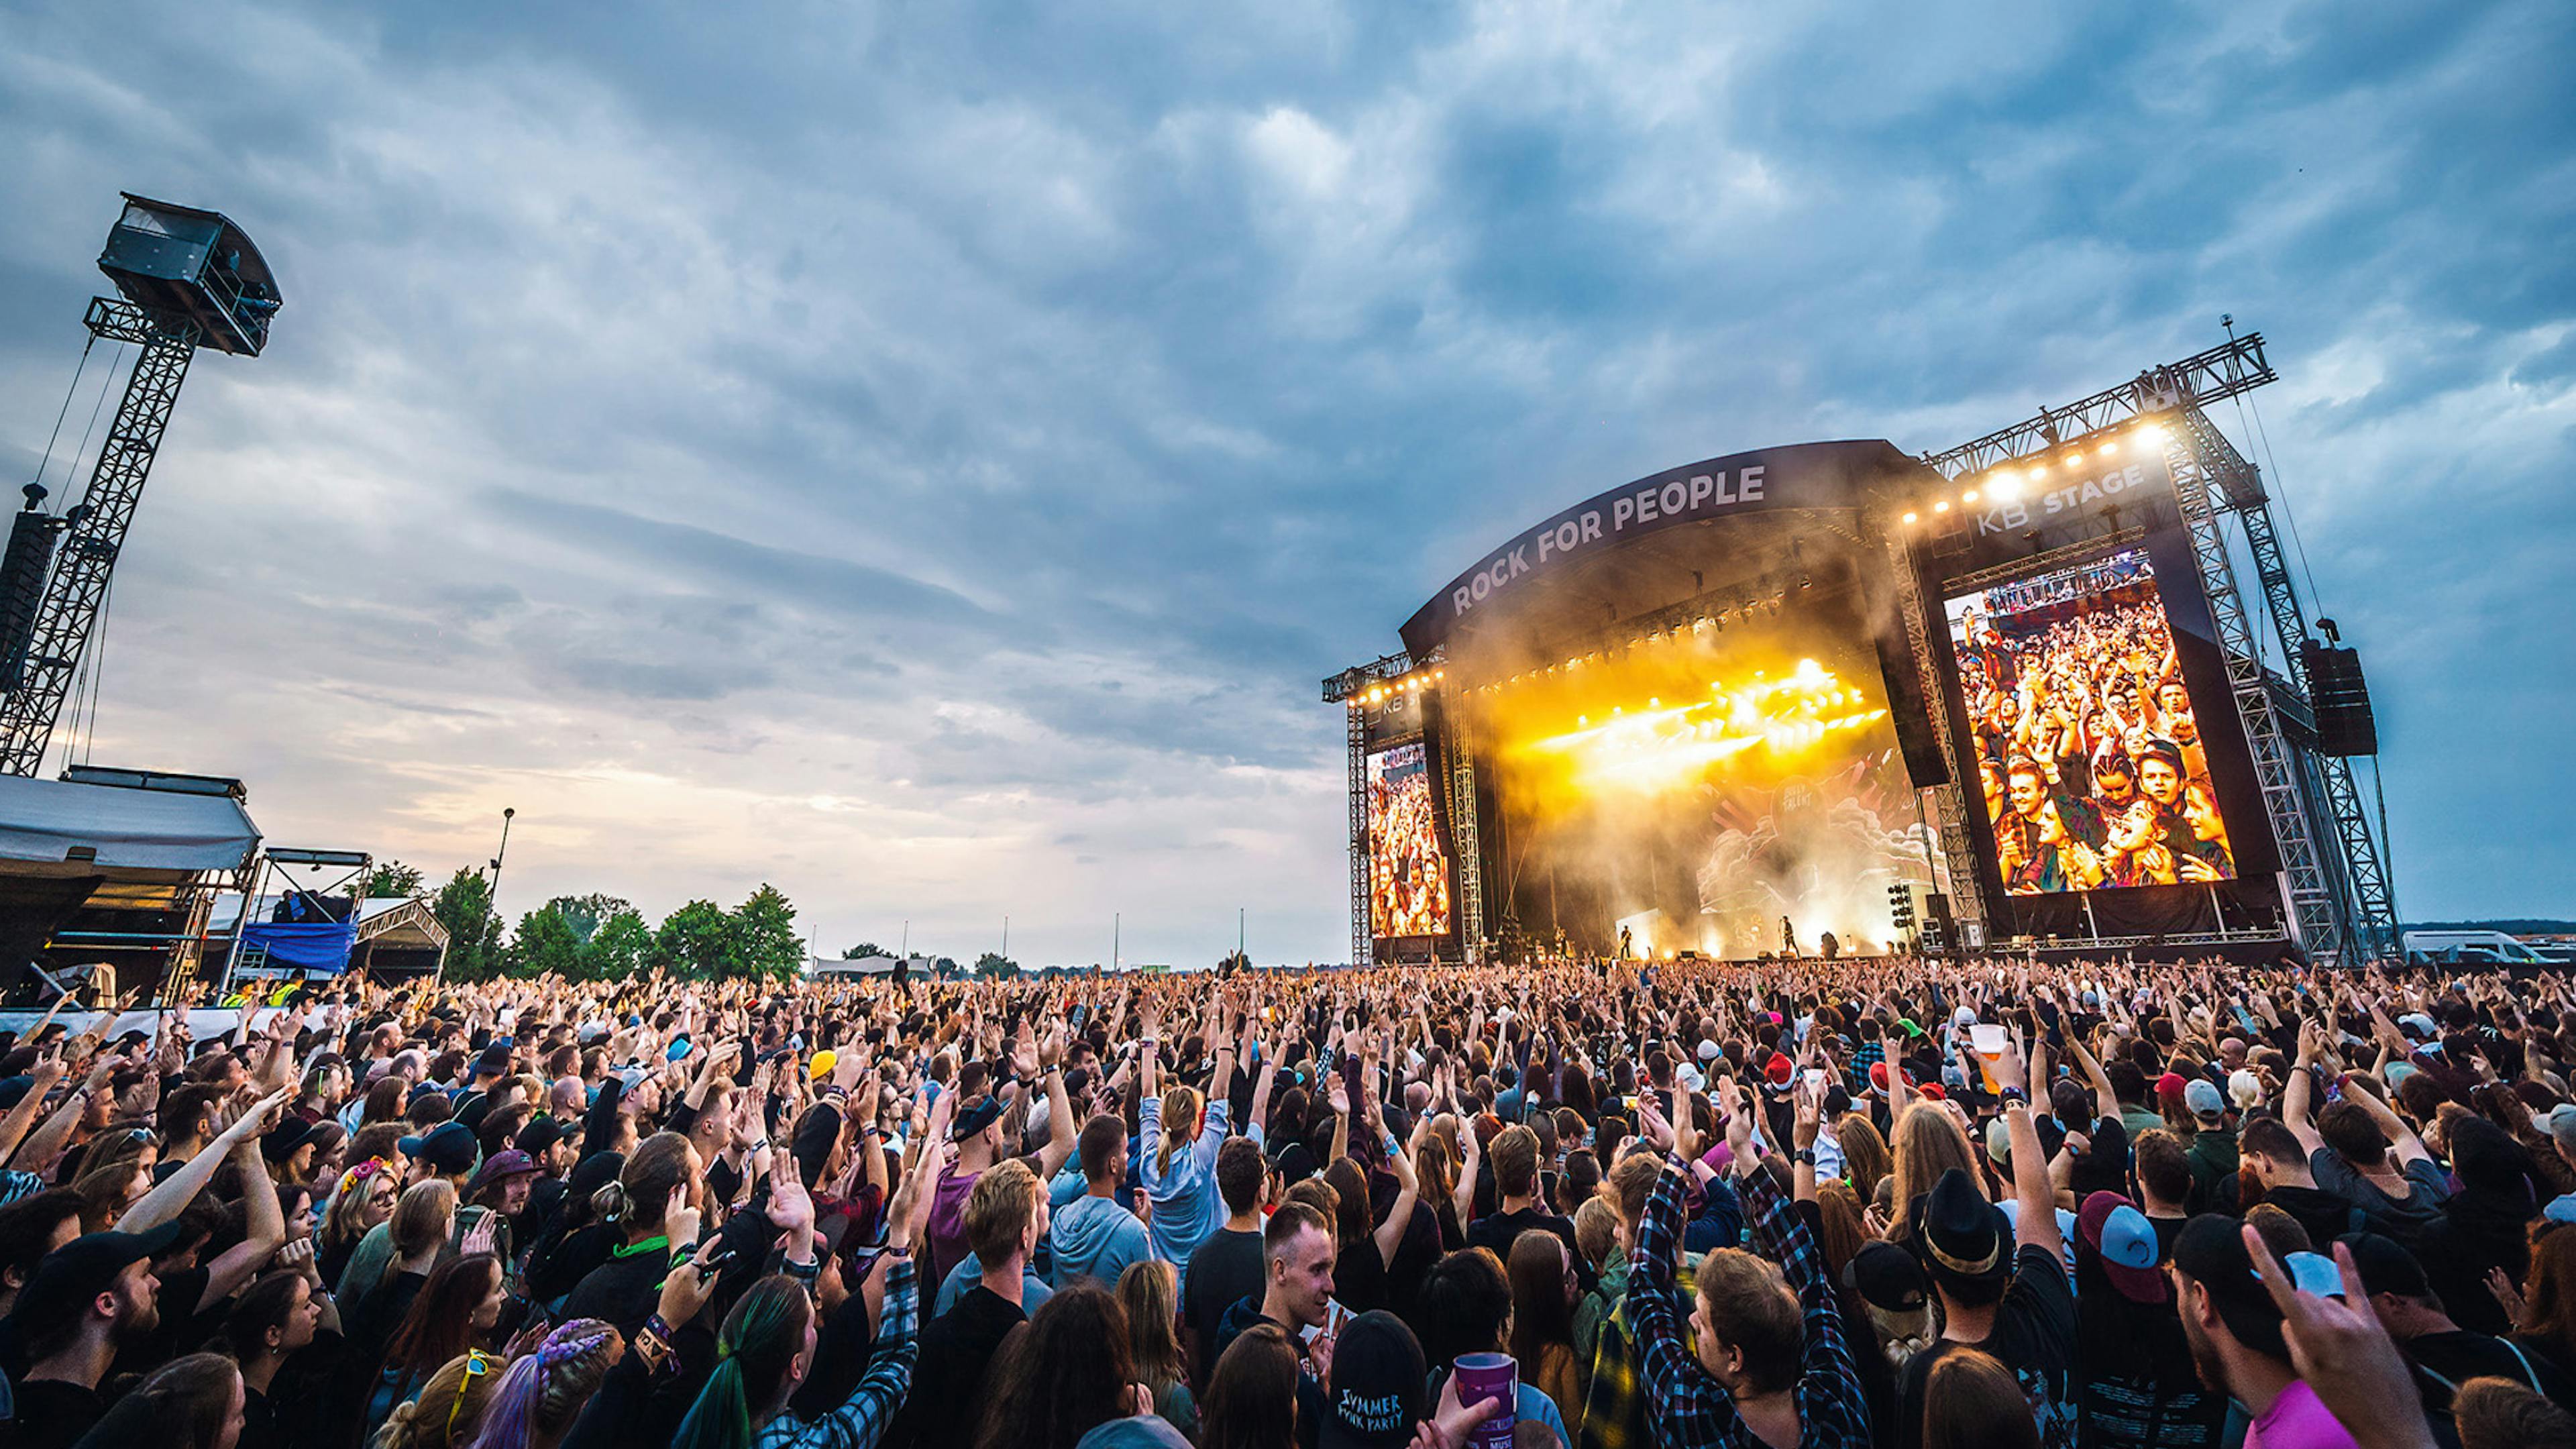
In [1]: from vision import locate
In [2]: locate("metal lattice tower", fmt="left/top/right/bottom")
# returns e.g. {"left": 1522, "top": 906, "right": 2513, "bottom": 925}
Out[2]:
{"left": 2167, "top": 406, "right": 2401, "bottom": 962}
{"left": 1884, "top": 533, "right": 1988, "bottom": 947}
{"left": 2157, "top": 413, "right": 2342, "bottom": 955}
{"left": 0, "top": 301, "right": 199, "bottom": 775}
{"left": 1444, "top": 726, "right": 1482, "bottom": 960}
{"left": 1346, "top": 702, "right": 1368, "bottom": 969}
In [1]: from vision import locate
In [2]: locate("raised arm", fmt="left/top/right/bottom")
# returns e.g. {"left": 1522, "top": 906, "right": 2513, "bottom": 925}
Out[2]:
{"left": 1372, "top": 1116, "right": 1426, "bottom": 1271}
{"left": 2342, "top": 1075, "right": 2432, "bottom": 1168}
{"left": 0, "top": 1055, "right": 67, "bottom": 1165}
{"left": 2284, "top": 1024, "right": 2327, "bottom": 1156}
{"left": 2064, "top": 1030, "right": 2122, "bottom": 1126}
{"left": 1994, "top": 1032, "right": 2060, "bottom": 1263}
{"left": 194, "top": 1128, "right": 288, "bottom": 1308}
{"left": 124, "top": 1087, "right": 291, "bottom": 1234}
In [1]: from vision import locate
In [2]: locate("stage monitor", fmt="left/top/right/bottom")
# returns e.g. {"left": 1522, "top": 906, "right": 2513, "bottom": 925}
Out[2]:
{"left": 1942, "top": 545, "right": 2243, "bottom": 894}
{"left": 1365, "top": 741, "right": 1454, "bottom": 943}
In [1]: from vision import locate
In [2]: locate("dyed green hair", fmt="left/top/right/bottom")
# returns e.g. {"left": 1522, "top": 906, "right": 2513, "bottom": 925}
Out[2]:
{"left": 671, "top": 1276, "right": 815, "bottom": 1449}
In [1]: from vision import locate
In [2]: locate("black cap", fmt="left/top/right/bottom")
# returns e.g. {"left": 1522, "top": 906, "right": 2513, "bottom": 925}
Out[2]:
{"left": 950, "top": 1094, "right": 1004, "bottom": 1144}
{"left": 399, "top": 1120, "right": 481, "bottom": 1177}
{"left": 1275, "top": 1140, "right": 1318, "bottom": 1185}
{"left": 515, "top": 1115, "right": 568, "bottom": 1159}
{"left": 1911, "top": 1168, "right": 2008, "bottom": 1289}
{"left": 2, "top": 1223, "right": 180, "bottom": 1340}
{"left": 793, "top": 1103, "right": 843, "bottom": 1189}
{"left": 2339, "top": 1231, "right": 2430, "bottom": 1301}
{"left": 1843, "top": 1240, "right": 1929, "bottom": 1312}
{"left": 260, "top": 1118, "right": 323, "bottom": 1163}
{"left": 1297, "top": 1310, "right": 1426, "bottom": 1449}
{"left": 2170, "top": 1212, "right": 2288, "bottom": 1359}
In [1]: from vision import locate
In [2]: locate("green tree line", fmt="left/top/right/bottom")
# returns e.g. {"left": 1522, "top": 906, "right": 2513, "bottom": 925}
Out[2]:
{"left": 425, "top": 869, "right": 810, "bottom": 982}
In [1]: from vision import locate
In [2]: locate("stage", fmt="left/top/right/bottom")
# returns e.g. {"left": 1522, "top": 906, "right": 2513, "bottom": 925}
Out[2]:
{"left": 1326, "top": 341, "right": 2400, "bottom": 969}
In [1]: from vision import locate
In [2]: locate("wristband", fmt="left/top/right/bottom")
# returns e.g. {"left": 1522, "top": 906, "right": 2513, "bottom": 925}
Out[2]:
{"left": 1793, "top": 1148, "right": 1817, "bottom": 1167}
{"left": 782, "top": 1254, "right": 822, "bottom": 1283}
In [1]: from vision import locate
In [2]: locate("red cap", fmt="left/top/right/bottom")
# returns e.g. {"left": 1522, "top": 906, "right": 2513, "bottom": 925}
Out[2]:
{"left": 2155, "top": 1072, "right": 2188, "bottom": 1099}
{"left": 1918, "top": 1083, "right": 1947, "bottom": 1101}
{"left": 1764, "top": 1053, "right": 1794, "bottom": 1087}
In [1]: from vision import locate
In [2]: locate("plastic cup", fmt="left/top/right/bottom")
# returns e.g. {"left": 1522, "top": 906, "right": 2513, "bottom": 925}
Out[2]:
{"left": 1452, "top": 1352, "right": 1519, "bottom": 1449}
{"left": 1971, "top": 1022, "right": 2006, "bottom": 1092}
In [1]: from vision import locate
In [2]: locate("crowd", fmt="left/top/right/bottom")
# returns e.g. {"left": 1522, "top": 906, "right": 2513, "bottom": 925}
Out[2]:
{"left": 0, "top": 955, "right": 2573, "bottom": 1449}
{"left": 1951, "top": 551, "right": 2236, "bottom": 895}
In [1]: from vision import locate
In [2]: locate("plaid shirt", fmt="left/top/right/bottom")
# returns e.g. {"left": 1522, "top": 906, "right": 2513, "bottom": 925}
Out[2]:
{"left": 1579, "top": 1299, "right": 1646, "bottom": 1449}
{"left": 757, "top": 1256, "right": 918, "bottom": 1449}
{"left": 1845, "top": 1040, "right": 1884, "bottom": 1099}
{"left": 1627, "top": 1158, "right": 1872, "bottom": 1449}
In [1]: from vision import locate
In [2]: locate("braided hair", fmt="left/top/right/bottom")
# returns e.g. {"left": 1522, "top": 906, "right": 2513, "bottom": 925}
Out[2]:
{"left": 462, "top": 1319, "right": 622, "bottom": 1449}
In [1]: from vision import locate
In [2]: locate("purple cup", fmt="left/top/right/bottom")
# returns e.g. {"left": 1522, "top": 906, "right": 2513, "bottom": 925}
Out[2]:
{"left": 1452, "top": 1351, "right": 1519, "bottom": 1449}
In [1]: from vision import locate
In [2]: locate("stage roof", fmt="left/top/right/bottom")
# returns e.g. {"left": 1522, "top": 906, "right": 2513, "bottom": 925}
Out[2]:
{"left": 0, "top": 775, "right": 260, "bottom": 876}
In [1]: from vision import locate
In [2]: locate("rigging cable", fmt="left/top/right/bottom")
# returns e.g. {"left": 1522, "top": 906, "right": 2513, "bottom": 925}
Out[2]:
{"left": 30, "top": 335, "right": 98, "bottom": 500}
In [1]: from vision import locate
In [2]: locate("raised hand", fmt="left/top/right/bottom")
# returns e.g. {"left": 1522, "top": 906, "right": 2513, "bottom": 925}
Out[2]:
{"left": 460, "top": 1210, "right": 500, "bottom": 1259}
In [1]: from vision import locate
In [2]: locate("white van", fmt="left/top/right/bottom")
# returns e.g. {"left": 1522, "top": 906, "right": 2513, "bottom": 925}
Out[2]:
{"left": 2402, "top": 929, "right": 2550, "bottom": 965}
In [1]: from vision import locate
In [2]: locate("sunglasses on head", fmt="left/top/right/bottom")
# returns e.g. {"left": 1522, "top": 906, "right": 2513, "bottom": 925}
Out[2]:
{"left": 449, "top": 1350, "right": 494, "bottom": 1435}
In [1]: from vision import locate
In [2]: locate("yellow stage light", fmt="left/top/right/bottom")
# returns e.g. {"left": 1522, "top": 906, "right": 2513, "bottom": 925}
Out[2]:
{"left": 1933, "top": 500, "right": 1951, "bottom": 514}
{"left": 1901, "top": 510, "right": 1919, "bottom": 524}
{"left": 2136, "top": 422, "right": 2167, "bottom": 444}
{"left": 1963, "top": 489, "right": 1980, "bottom": 503}
{"left": 2098, "top": 439, "right": 2120, "bottom": 455}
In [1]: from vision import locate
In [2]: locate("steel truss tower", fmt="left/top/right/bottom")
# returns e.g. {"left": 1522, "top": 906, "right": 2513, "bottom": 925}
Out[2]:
{"left": 0, "top": 300, "right": 200, "bottom": 776}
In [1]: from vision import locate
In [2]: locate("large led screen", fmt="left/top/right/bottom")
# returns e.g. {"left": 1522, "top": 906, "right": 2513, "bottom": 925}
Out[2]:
{"left": 1944, "top": 546, "right": 2240, "bottom": 894}
{"left": 1366, "top": 743, "right": 1454, "bottom": 939}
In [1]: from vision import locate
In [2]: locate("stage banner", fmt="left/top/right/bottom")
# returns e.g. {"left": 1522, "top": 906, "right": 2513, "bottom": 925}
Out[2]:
{"left": 1401, "top": 440, "right": 1929, "bottom": 657}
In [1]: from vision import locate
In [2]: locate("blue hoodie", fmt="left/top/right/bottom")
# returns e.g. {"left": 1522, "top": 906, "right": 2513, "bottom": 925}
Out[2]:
{"left": 1051, "top": 1189, "right": 1152, "bottom": 1289}
{"left": 1138, "top": 1094, "right": 1231, "bottom": 1265}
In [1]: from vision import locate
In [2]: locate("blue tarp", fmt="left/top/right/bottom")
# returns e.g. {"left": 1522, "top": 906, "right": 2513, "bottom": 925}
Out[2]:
{"left": 237, "top": 920, "right": 357, "bottom": 974}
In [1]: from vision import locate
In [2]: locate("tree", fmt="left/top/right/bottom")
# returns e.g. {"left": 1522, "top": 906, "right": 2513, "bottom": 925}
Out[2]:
{"left": 972, "top": 951, "right": 1019, "bottom": 979}
{"left": 653, "top": 900, "right": 733, "bottom": 979}
{"left": 588, "top": 908, "right": 652, "bottom": 981}
{"left": 506, "top": 904, "right": 586, "bottom": 979}
{"left": 431, "top": 869, "right": 504, "bottom": 980}
{"left": 362, "top": 861, "right": 426, "bottom": 898}
{"left": 552, "top": 894, "right": 636, "bottom": 946}
{"left": 842, "top": 943, "right": 889, "bottom": 961}
{"left": 730, "top": 884, "right": 804, "bottom": 980}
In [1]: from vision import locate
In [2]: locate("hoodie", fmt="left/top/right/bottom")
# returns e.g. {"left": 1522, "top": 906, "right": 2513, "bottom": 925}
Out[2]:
{"left": 1052, "top": 1190, "right": 1151, "bottom": 1289}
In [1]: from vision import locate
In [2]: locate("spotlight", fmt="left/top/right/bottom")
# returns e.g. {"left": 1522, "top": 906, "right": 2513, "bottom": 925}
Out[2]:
{"left": 1901, "top": 510, "right": 1919, "bottom": 524}
{"left": 1962, "top": 489, "right": 1979, "bottom": 503}
{"left": 2029, "top": 460, "right": 2049, "bottom": 476}
{"left": 2098, "top": 439, "right": 2121, "bottom": 455}
{"left": 2064, "top": 450, "right": 2084, "bottom": 464}
{"left": 1992, "top": 470, "right": 2022, "bottom": 499}
{"left": 2136, "top": 422, "right": 2167, "bottom": 444}
{"left": 1933, "top": 500, "right": 1951, "bottom": 514}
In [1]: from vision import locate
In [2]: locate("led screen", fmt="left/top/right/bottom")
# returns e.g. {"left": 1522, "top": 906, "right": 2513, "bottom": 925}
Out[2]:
{"left": 1944, "top": 546, "right": 2240, "bottom": 893}
{"left": 1366, "top": 742, "right": 1453, "bottom": 938}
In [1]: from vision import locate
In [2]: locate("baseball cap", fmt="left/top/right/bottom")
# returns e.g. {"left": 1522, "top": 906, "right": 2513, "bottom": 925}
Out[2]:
{"left": 3, "top": 1222, "right": 182, "bottom": 1340}
{"left": 2546, "top": 1105, "right": 2576, "bottom": 1159}
{"left": 474, "top": 1042, "right": 513, "bottom": 1075}
{"left": 1843, "top": 1240, "right": 1928, "bottom": 1312}
{"left": 1298, "top": 1309, "right": 1426, "bottom": 1449}
{"left": 1696, "top": 1040, "right": 1721, "bottom": 1065}
{"left": 2080, "top": 1192, "right": 2167, "bottom": 1303}
{"left": 515, "top": 1116, "right": 568, "bottom": 1159}
{"left": 2184, "top": 1079, "right": 2225, "bottom": 1118}
{"left": 950, "top": 1094, "right": 1004, "bottom": 1144}
{"left": 2169, "top": 1213, "right": 2289, "bottom": 1358}
{"left": 2339, "top": 1232, "right": 2428, "bottom": 1300}
{"left": 399, "top": 1120, "right": 482, "bottom": 1177}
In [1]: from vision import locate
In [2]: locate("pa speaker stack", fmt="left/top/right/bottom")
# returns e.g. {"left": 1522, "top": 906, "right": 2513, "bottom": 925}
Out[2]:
{"left": 2300, "top": 640, "right": 2378, "bottom": 757}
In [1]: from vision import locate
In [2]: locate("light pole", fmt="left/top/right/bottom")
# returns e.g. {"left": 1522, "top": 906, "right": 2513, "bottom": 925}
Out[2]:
{"left": 485, "top": 807, "right": 516, "bottom": 914}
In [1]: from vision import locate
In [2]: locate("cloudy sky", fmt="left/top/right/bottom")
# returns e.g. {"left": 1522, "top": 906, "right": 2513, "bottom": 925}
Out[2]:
{"left": 0, "top": 1, "right": 2567, "bottom": 966}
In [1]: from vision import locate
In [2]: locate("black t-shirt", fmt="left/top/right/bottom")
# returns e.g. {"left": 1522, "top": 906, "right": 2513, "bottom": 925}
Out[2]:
{"left": 1466, "top": 1205, "right": 1584, "bottom": 1285}
{"left": 2073, "top": 1254, "right": 2224, "bottom": 1449}
{"left": 2409, "top": 1329, "right": 2576, "bottom": 1447}
{"left": 1182, "top": 1227, "right": 1265, "bottom": 1386}
{"left": 5, "top": 1377, "right": 103, "bottom": 1449}
{"left": 1899, "top": 1245, "right": 2079, "bottom": 1449}
{"left": 888, "top": 1285, "right": 1026, "bottom": 1449}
